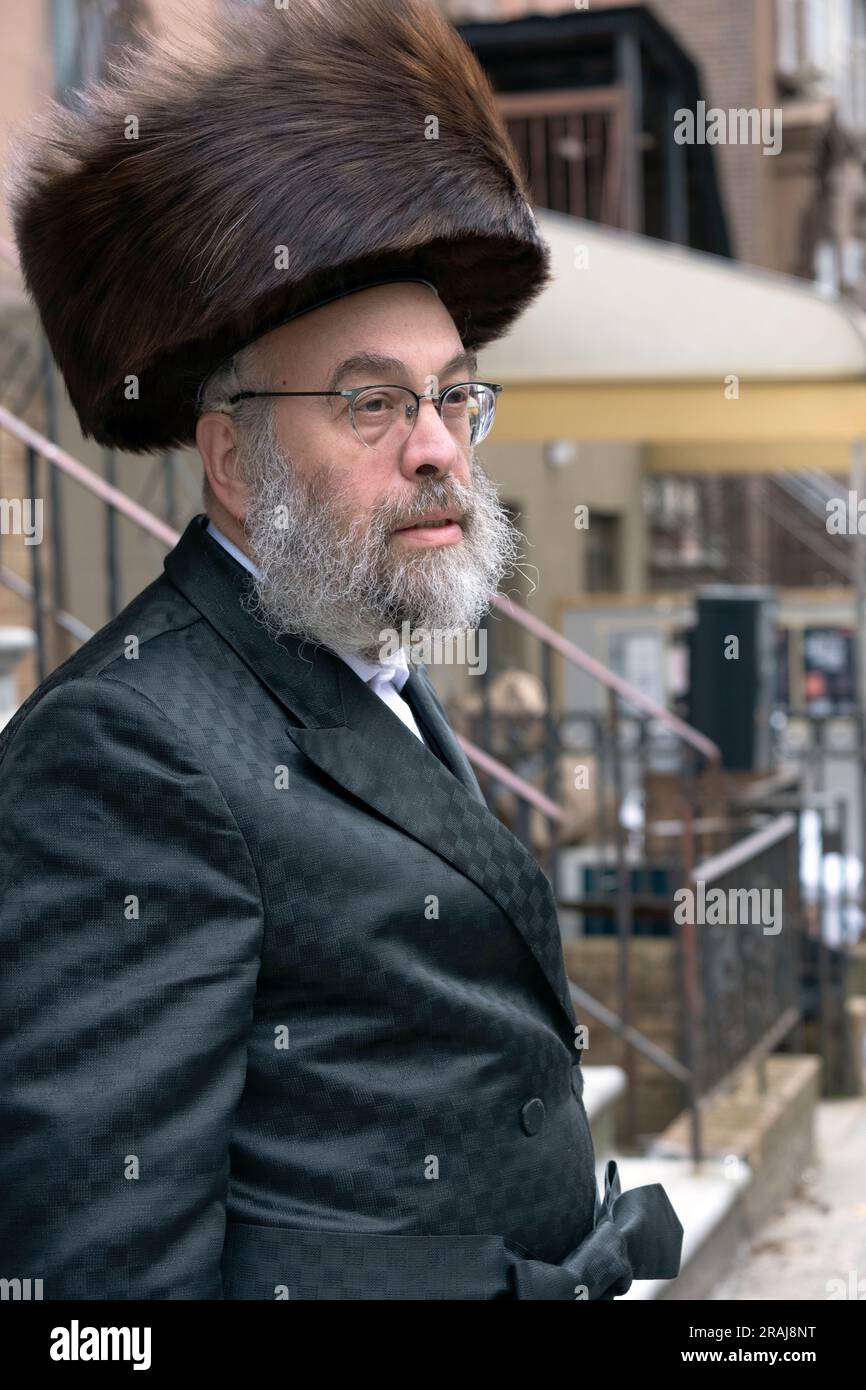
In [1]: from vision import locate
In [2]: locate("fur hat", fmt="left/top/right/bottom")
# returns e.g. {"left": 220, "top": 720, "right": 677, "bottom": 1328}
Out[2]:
{"left": 8, "top": 0, "right": 551, "bottom": 454}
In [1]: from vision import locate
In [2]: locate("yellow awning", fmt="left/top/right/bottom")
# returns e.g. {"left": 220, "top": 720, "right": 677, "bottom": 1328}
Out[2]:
{"left": 478, "top": 211, "right": 866, "bottom": 450}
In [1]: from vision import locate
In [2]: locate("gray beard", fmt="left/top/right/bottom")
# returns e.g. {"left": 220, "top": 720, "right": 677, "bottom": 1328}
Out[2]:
{"left": 233, "top": 404, "right": 524, "bottom": 662}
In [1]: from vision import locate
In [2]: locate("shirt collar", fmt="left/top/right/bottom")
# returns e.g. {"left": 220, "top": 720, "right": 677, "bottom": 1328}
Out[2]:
{"left": 206, "top": 518, "right": 411, "bottom": 691}
{"left": 207, "top": 519, "right": 255, "bottom": 578}
{"left": 339, "top": 643, "right": 411, "bottom": 692}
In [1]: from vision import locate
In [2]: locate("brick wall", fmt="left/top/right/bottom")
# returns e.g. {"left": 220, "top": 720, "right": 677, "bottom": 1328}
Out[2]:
{"left": 447, "top": 0, "right": 785, "bottom": 272}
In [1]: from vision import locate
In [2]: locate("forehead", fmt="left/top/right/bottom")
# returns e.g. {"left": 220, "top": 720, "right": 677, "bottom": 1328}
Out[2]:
{"left": 261, "top": 281, "right": 465, "bottom": 384}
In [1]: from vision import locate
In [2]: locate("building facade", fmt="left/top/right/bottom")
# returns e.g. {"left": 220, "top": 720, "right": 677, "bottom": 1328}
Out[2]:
{"left": 2, "top": 0, "right": 863, "bottom": 706}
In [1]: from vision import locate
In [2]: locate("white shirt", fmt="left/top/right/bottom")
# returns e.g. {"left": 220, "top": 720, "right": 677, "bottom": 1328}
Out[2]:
{"left": 205, "top": 519, "right": 428, "bottom": 745}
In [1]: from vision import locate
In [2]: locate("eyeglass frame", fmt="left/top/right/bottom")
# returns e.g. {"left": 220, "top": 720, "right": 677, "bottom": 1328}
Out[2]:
{"left": 224, "top": 380, "right": 504, "bottom": 449}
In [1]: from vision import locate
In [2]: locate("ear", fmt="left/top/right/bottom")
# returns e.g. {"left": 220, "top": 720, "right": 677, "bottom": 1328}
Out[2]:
{"left": 196, "top": 410, "right": 249, "bottom": 524}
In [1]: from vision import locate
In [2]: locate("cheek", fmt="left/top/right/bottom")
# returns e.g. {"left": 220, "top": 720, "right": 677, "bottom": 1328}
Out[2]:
{"left": 452, "top": 454, "right": 475, "bottom": 489}
{"left": 295, "top": 415, "right": 398, "bottom": 521}
{"left": 323, "top": 453, "right": 387, "bottom": 516}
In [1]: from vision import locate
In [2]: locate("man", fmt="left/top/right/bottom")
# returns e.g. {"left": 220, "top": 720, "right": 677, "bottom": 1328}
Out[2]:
{"left": 0, "top": 0, "right": 682, "bottom": 1299}
{"left": 195, "top": 278, "right": 520, "bottom": 695}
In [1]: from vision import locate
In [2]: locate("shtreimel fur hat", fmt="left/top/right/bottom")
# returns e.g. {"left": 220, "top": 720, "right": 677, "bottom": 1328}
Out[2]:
{"left": 8, "top": 0, "right": 551, "bottom": 454}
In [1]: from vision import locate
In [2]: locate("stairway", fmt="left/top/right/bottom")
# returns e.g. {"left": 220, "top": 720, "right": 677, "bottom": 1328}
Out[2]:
{"left": 582, "top": 1054, "right": 821, "bottom": 1299}
{"left": 581, "top": 1064, "right": 747, "bottom": 1299}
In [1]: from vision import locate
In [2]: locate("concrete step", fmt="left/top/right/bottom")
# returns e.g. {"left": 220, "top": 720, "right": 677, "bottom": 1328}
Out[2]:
{"left": 579, "top": 1055, "right": 820, "bottom": 1298}
{"left": 605, "top": 1153, "right": 752, "bottom": 1300}
{"left": 581, "top": 1064, "right": 625, "bottom": 1161}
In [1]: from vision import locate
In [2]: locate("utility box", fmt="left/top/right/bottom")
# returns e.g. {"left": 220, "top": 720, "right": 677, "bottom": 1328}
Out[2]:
{"left": 688, "top": 586, "right": 778, "bottom": 772}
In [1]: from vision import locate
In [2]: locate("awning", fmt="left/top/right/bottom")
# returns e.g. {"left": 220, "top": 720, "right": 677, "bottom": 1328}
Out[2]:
{"left": 478, "top": 210, "right": 866, "bottom": 450}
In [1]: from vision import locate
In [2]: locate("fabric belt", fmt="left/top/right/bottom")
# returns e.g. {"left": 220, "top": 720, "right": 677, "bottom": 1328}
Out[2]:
{"left": 509, "top": 1158, "right": 684, "bottom": 1300}
{"left": 222, "top": 1160, "right": 683, "bottom": 1300}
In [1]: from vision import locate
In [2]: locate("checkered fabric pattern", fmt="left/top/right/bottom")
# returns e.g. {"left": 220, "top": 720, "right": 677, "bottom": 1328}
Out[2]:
{"left": 0, "top": 515, "right": 597, "bottom": 1300}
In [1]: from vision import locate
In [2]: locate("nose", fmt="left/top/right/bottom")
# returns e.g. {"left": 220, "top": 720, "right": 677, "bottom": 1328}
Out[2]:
{"left": 397, "top": 396, "right": 466, "bottom": 481}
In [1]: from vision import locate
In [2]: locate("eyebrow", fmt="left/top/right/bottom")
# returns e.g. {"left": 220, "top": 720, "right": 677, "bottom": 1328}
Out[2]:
{"left": 326, "top": 348, "right": 479, "bottom": 393}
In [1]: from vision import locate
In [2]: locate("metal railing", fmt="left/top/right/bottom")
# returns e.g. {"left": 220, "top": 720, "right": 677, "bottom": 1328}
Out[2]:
{"left": 456, "top": 705, "right": 731, "bottom": 866}
{"left": 498, "top": 87, "right": 627, "bottom": 228}
{"left": 683, "top": 814, "right": 803, "bottom": 1150}
{"left": 736, "top": 776, "right": 862, "bottom": 1097}
{"left": 558, "top": 812, "right": 806, "bottom": 1161}
{"left": 769, "top": 708, "right": 866, "bottom": 882}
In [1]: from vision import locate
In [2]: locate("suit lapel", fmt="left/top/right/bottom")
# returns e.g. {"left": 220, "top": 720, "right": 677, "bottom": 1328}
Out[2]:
{"left": 164, "top": 515, "right": 577, "bottom": 1036}
{"left": 288, "top": 667, "right": 577, "bottom": 1035}
{"left": 401, "top": 663, "right": 486, "bottom": 804}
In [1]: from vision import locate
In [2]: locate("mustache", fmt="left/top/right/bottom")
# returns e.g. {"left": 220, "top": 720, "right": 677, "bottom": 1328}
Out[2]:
{"left": 346, "top": 477, "right": 472, "bottom": 539}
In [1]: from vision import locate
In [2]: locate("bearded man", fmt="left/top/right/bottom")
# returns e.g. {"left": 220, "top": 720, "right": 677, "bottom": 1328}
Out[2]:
{"left": 0, "top": 0, "right": 682, "bottom": 1300}
{"left": 198, "top": 280, "right": 519, "bottom": 682}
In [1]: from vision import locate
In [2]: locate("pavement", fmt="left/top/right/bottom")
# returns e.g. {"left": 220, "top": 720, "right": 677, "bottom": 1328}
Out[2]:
{"left": 706, "top": 1095, "right": 866, "bottom": 1300}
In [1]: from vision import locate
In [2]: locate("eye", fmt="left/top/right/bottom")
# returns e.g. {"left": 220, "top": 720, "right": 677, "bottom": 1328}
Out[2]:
{"left": 355, "top": 388, "right": 402, "bottom": 415}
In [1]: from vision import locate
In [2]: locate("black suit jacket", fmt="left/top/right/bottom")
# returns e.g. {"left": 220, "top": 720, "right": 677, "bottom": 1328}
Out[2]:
{"left": 0, "top": 514, "right": 623, "bottom": 1299}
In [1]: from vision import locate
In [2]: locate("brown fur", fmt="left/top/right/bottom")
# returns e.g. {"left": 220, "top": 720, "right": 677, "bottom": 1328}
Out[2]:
{"left": 7, "top": 0, "right": 550, "bottom": 453}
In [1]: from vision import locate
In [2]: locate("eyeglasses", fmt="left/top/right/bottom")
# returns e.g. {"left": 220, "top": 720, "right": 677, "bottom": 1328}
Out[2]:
{"left": 226, "top": 381, "right": 503, "bottom": 452}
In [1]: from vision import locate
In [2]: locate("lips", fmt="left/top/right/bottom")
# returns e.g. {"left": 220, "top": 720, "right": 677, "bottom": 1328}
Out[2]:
{"left": 394, "top": 510, "right": 461, "bottom": 532}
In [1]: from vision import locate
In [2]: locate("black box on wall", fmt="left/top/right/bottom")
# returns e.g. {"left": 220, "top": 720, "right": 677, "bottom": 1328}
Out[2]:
{"left": 688, "top": 585, "right": 778, "bottom": 772}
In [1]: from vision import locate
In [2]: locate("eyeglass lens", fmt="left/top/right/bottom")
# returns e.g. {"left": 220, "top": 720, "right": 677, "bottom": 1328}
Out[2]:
{"left": 350, "top": 385, "right": 495, "bottom": 450}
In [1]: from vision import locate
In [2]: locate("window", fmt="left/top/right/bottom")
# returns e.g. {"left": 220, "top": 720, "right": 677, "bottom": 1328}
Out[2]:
{"left": 841, "top": 0, "right": 866, "bottom": 129}
{"left": 52, "top": 0, "right": 150, "bottom": 107}
{"left": 777, "top": 0, "right": 837, "bottom": 82}
{"left": 585, "top": 512, "right": 622, "bottom": 593}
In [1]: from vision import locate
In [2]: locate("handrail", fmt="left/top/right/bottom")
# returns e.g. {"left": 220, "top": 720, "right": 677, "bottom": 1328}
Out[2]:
{"left": 0, "top": 407, "right": 179, "bottom": 547}
{"left": 0, "top": 403, "right": 720, "bottom": 837}
{"left": 0, "top": 410, "right": 718, "bottom": 763}
{"left": 567, "top": 981, "right": 690, "bottom": 1083}
{"left": 457, "top": 734, "right": 562, "bottom": 819}
{"left": 0, "top": 411, "right": 555, "bottom": 816}
{"left": 490, "top": 591, "right": 721, "bottom": 762}
{"left": 0, "top": 564, "right": 94, "bottom": 644}
{"left": 0, "top": 231, "right": 720, "bottom": 764}
{"left": 689, "top": 811, "right": 797, "bottom": 884}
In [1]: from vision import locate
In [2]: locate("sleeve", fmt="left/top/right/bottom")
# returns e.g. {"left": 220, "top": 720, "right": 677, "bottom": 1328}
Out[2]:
{"left": 0, "top": 676, "right": 265, "bottom": 1299}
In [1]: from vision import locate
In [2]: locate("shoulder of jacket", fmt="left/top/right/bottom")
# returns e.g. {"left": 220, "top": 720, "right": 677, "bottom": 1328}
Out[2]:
{"left": 0, "top": 577, "right": 206, "bottom": 763}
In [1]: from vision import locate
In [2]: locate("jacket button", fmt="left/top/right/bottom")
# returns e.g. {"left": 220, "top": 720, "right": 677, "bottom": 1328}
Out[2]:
{"left": 571, "top": 1067, "right": 584, "bottom": 1100}
{"left": 520, "top": 1098, "right": 546, "bottom": 1135}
